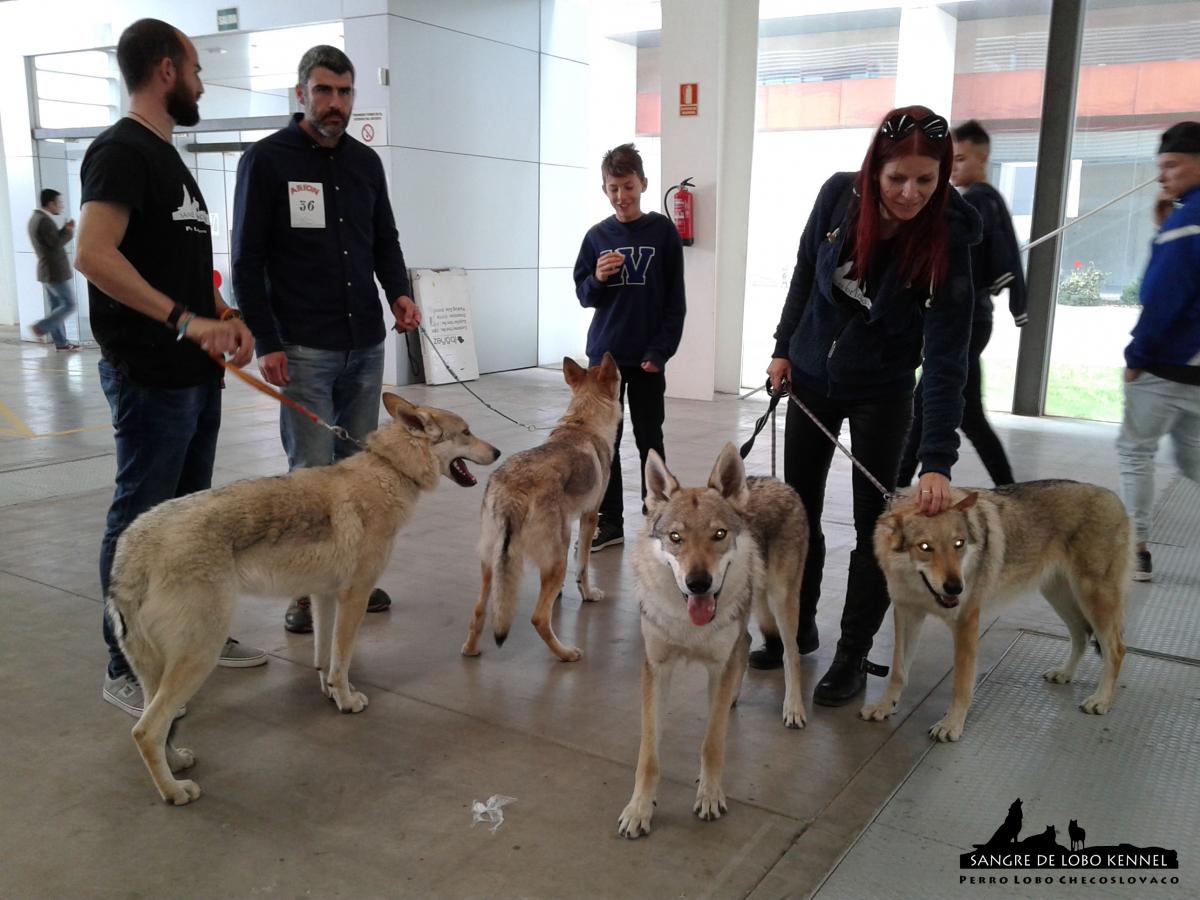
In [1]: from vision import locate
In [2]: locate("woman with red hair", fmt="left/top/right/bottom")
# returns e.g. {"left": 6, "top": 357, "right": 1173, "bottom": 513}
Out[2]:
{"left": 753, "top": 105, "right": 981, "bottom": 706}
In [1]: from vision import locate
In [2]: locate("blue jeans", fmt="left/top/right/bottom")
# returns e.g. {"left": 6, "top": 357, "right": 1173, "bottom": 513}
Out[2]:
{"left": 1116, "top": 372, "right": 1200, "bottom": 545}
{"left": 34, "top": 280, "right": 76, "bottom": 348}
{"left": 280, "top": 343, "right": 385, "bottom": 470}
{"left": 99, "top": 360, "right": 222, "bottom": 679}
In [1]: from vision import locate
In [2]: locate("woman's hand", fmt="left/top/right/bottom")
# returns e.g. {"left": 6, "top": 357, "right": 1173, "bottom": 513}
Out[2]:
{"left": 767, "top": 358, "right": 792, "bottom": 393}
{"left": 916, "top": 471, "right": 952, "bottom": 515}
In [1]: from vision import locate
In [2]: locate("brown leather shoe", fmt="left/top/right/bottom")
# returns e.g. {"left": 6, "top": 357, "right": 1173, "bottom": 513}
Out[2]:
{"left": 284, "top": 597, "right": 312, "bottom": 633}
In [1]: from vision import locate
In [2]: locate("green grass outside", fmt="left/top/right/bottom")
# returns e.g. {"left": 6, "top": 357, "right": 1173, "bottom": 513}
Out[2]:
{"left": 981, "top": 360, "right": 1124, "bottom": 423}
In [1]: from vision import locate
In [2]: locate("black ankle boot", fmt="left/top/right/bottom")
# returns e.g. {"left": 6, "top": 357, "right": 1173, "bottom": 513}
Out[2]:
{"left": 813, "top": 651, "right": 867, "bottom": 706}
{"left": 748, "top": 632, "right": 784, "bottom": 670}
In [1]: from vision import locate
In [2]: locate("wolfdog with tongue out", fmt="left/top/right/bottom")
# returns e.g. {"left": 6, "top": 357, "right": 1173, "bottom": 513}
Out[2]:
{"left": 617, "top": 442, "right": 809, "bottom": 839}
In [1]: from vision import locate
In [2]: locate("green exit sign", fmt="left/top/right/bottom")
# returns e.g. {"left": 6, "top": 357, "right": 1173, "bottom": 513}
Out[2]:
{"left": 217, "top": 7, "right": 238, "bottom": 32}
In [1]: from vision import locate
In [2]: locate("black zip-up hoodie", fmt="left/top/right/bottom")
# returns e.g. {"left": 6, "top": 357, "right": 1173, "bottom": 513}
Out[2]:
{"left": 771, "top": 171, "right": 982, "bottom": 477}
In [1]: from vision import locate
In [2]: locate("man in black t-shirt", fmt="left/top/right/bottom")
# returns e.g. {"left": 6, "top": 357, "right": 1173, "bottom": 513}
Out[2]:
{"left": 75, "top": 18, "right": 266, "bottom": 718}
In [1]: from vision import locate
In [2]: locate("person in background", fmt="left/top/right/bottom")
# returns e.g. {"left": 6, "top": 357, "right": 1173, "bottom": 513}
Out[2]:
{"left": 754, "top": 106, "right": 980, "bottom": 707}
{"left": 28, "top": 188, "right": 81, "bottom": 351}
{"left": 572, "top": 142, "right": 686, "bottom": 552}
{"left": 898, "top": 119, "right": 1027, "bottom": 488}
{"left": 1116, "top": 120, "right": 1200, "bottom": 583}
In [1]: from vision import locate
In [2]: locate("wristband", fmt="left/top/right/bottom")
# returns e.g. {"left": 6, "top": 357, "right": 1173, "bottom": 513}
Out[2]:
{"left": 220, "top": 308, "right": 244, "bottom": 321}
{"left": 176, "top": 312, "right": 197, "bottom": 342}
{"left": 165, "top": 302, "right": 187, "bottom": 329}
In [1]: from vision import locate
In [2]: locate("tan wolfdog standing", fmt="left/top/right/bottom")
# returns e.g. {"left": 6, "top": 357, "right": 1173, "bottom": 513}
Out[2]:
{"left": 107, "top": 394, "right": 500, "bottom": 805}
{"left": 865, "top": 480, "right": 1130, "bottom": 743}
{"left": 462, "top": 353, "right": 621, "bottom": 662}
{"left": 618, "top": 443, "right": 808, "bottom": 839}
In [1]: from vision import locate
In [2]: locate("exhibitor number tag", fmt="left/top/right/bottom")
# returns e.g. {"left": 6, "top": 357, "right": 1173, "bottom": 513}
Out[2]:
{"left": 288, "top": 181, "right": 325, "bottom": 228}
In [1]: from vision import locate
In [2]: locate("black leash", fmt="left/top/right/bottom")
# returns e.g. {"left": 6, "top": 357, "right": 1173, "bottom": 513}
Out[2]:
{"left": 738, "top": 379, "right": 784, "bottom": 477}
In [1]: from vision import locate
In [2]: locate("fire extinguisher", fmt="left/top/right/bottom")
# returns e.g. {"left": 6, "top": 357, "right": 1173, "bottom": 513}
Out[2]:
{"left": 665, "top": 177, "right": 695, "bottom": 246}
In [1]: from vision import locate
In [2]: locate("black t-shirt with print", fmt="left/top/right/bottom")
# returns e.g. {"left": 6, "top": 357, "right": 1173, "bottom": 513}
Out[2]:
{"left": 81, "top": 118, "right": 220, "bottom": 388}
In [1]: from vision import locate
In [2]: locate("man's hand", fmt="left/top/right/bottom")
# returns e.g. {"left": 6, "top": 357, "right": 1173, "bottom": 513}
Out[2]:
{"left": 1124, "top": 367, "right": 1143, "bottom": 383}
{"left": 392, "top": 296, "right": 421, "bottom": 332}
{"left": 916, "top": 472, "right": 952, "bottom": 516}
{"left": 640, "top": 360, "right": 661, "bottom": 373}
{"left": 189, "top": 317, "right": 254, "bottom": 367}
{"left": 64, "top": 220, "right": 76, "bottom": 234}
{"left": 257, "top": 351, "right": 290, "bottom": 386}
{"left": 1154, "top": 190, "right": 1175, "bottom": 228}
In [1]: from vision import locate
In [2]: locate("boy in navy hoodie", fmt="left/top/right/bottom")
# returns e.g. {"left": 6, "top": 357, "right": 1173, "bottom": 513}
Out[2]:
{"left": 573, "top": 143, "right": 686, "bottom": 550}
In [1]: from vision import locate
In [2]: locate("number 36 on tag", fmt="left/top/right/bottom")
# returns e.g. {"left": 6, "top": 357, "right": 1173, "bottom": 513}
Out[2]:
{"left": 288, "top": 181, "right": 325, "bottom": 228}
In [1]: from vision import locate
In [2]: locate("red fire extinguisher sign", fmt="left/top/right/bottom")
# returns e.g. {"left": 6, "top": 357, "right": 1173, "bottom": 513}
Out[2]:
{"left": 679, "top": 83, "right": 698, "bottom": 117}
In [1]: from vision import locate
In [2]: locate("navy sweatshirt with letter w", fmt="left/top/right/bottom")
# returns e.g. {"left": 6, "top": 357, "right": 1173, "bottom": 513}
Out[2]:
{"left": 573, "top": 211, "right": 686, "bottom": 368}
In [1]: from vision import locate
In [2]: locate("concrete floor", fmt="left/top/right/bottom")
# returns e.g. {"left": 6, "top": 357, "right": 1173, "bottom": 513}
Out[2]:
{"left": 0, "top": 330, "right": 1183, "bottom": 899}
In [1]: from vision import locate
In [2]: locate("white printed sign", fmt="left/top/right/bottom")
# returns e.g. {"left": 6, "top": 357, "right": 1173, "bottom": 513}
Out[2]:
{"left": 350, "top": 108, "right": 388, "bottom": 147}
{"left": 411, "top": 268, "right": 479, "bottom": 385}
{"left": 288, "top": 181, "right": 325, "bottom": 228}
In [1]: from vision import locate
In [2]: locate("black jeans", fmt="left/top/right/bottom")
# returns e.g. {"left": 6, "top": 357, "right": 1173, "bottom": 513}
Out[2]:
{"left": 599, "top": 365, "right": 666, "bottom": 528}
{"left": 784, "top": 381, "right": 912, "bottom": 658}
{"left": 899, "top": 318, "right": 1014, "bottom": 486}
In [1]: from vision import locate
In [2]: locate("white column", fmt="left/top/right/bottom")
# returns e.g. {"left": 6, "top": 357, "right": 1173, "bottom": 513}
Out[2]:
{"left": 660, "top": 0, "right": 759, "bottom": 401}
{"left": 894, "top": 4, "right": 957, "bottom": 118}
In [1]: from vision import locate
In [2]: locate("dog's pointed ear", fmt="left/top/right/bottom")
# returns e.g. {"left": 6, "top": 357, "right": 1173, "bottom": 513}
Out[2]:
{"left": 708, "top": 442, "right": 749, "bottom": 508}
{"left": 384, "top": 393, "right": 440, "bottom": 439}
{"left": 953, "top": 491, "right": 979, "bottom": 512}
{"left": 644, "top": 449, "right": 679, "bottom": 511}
{"left": 562, "top": 357, "right": 586, "bottom": 390}
{"left": 877, "top": 507, "right": 908, "bottom": 552}
{"left": 597, "top": 352, "right": 620, "bottom": 392}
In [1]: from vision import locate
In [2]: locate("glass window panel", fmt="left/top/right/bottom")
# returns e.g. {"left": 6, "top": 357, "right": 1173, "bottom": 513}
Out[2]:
{"left": 37, "top": 99, "right": 113, "bottom": 129}
{"left": 35, "top": 70, "right": 113, "bottom": 106}
{"left": 35, "top": 50, "right": 114, "bottom": 78}
{"left": 1044, "top": 0, "right": 1200, "bottom": 422}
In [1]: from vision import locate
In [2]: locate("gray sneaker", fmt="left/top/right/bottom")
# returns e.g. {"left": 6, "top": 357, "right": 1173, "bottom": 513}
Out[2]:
{"left": 217, "top": 637, "right": 268, "bottom": 668}
{"left": 102, "top": 673, "right": 186, "bottom": 720}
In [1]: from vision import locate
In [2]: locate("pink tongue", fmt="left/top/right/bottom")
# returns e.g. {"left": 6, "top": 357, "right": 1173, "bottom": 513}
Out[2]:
{"left": 687, "top": 594, "right": 717, "bottom": 626}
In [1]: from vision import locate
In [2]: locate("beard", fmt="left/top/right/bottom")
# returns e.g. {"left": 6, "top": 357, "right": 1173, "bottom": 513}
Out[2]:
{"left": 166, "top": 82, "right": 200, "bottom": 128}
{"left": 307, "top": 108, "right": 348, "bottom": 140}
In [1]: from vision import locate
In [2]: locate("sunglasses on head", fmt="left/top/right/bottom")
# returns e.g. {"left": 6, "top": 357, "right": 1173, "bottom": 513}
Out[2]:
{"left": 879, "top": 113, "right": 949, "bottom": 142}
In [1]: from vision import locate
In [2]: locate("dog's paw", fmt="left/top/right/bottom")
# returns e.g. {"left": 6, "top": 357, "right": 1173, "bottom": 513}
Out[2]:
{"left": 332, "top": 689, "right": 369, "bottom": 713}
{"left": 1080, "top": 692, "right": 1112, "bottom": 715}
{"left": 558, "top": 646, "right": 583, "bottom": 662}
{"left": 693, "top": 781, "right": 727, "bottom": 821}
{"left": 581, "top": 585, "right": 605, "bottom": 603}
{"left": 617, "top": 795, "right": 655, "bottom": 839}
{"left": 929, "top": 715, "right": 965, "bottom": 742}
{"left": 1042, "top": 667, "right": 1073, "bottom": 684}
{"left": 460, "top": 642, "right": 481, "bottom": 657}
{"left": 162, "top": 778, "right": 202, "bottom": 806}
{"left": 860, "top": 699, "right": 897, "bottom": 722}
{"left": 167, "top": 746, "right": 196, "bottom": 773}
{"left": 783, "top": 702, "right": 807, "bottom": 729}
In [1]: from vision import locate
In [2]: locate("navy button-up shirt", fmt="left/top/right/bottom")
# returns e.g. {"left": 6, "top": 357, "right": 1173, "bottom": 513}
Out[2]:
{"left": 232, "top": 114, "right": 411, "bottom": 356}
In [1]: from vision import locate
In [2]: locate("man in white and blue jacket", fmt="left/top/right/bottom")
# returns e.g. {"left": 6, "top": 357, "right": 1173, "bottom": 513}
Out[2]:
{"left": 1117, "top": 121, "right": 1200, "bottom": 582}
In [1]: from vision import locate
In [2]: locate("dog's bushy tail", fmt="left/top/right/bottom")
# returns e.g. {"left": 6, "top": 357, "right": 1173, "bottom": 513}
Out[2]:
{"left": 107, "top": 548, "right": 166, "bottom": 692}
{"left": 480, "top": 487, "right": 527, "bottom": 647}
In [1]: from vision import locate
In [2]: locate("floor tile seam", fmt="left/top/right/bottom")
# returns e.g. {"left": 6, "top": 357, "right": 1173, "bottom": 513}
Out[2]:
{"left": 1, "top": 567, "right": 101, "bottom": 604}
{"left": 1016, "top": 625, "right": 1200, "bottom": 668}
{"left": 0, "top": 484, "right": 113, "bottom": 511}
{"left": 0, "top": 451, "right": 115, "bottom": 475}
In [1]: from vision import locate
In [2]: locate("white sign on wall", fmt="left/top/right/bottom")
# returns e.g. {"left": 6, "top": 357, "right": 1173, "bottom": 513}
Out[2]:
{"left": 350, "top": 108, "right": 388, "bottom": 147}
{"left": 411, "top": 268, "right": 479, "bottom": 385}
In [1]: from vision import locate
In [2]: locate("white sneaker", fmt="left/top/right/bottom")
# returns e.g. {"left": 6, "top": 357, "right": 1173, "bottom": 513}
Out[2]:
{"left": 217, "top": 637, "right": 268, "bottom": 668}
{"left": 102, "top": 673, "right": 186, "bottom": 720}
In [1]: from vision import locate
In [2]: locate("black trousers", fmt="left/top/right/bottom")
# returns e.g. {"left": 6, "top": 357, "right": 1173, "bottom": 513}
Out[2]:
{"left": 599, "top": 365, "right": 666, "bottom": 526}
{"left": 899, "top": 318, "right": 1015, "bottom": 487}
{"left": 784, "top": 381, "right": 912, "bottom": 657}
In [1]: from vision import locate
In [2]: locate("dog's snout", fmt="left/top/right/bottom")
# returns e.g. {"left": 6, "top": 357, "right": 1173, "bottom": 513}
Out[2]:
{"left": 685, "top": 572, "right": 712, "bottom": 595}
{"left": 943, "top": 579, "right": 963, "bottom": 596}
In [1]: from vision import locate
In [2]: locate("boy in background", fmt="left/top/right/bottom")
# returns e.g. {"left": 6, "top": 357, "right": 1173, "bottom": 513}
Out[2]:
{"left": 899, "top": 119, "right": 1027, "bottom": 488}
{"left": 573, "top": 143, "right": 686, "bottom": 550}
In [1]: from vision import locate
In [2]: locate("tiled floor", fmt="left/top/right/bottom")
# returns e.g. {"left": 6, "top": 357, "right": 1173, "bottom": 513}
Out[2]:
{"left": 0, "top": 331, "right": 1191, "bottom": 899}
